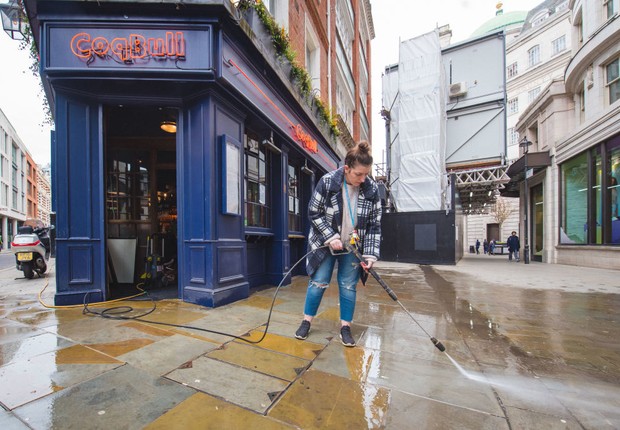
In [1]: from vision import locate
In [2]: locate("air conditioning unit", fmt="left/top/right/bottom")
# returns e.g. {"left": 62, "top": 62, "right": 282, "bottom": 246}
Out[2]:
{"left": 449, "top": 82, "right": 467, "bottom": 98}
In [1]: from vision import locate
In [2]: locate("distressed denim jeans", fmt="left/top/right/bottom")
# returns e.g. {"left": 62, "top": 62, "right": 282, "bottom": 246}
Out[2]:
{"left": 303, "top": 251, "right": 361, "bottom": 322}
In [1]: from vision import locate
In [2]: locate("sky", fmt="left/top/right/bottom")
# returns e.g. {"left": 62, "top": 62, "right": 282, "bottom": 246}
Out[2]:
{"left": 0, "top": 0, "right": 544, "bottom": 167}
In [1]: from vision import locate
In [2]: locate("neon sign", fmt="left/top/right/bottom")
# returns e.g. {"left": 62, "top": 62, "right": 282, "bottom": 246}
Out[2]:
{"left": 292, "top": 124, "right": 318, "bottom": 153}
{"left": 70, "top": 31, "right": 186, "bottom": 63}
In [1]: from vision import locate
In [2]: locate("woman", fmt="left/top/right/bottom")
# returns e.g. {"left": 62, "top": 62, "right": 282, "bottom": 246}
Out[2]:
{"left": 295, "top": 142, "right": 382, "bottom": 347}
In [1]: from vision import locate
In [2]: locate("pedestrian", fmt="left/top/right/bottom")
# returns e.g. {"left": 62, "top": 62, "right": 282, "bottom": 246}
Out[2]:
{"left": 475, "top": 239, "right": 480, "bottom": 254}
{"left": 507, "top": 231, "right": 520, "bottom": 262}
{"left": 295, "top": 141, "right": 382, "bottom": 347}
{"left": 483, "top": 239, "right": 488, "bottom": 254}
{"left": 489, "top": 239, "right": 496, "bottom": 255}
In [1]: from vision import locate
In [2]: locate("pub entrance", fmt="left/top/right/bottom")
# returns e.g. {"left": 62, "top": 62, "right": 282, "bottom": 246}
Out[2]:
{"left": 104, "top": 105, "right": 178, "bottom": 297}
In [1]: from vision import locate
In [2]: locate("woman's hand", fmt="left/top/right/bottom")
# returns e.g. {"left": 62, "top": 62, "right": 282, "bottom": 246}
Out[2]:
{"left": 329, "top": 239, "right": 344, "bottom": 251}
{"left": 361, "top": 259, "right": 374, "bottom": 271}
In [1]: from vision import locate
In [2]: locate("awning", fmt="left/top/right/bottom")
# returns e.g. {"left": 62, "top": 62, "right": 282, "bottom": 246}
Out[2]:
{"left": 501, "top": 151, "right": 551, "bottom": 197}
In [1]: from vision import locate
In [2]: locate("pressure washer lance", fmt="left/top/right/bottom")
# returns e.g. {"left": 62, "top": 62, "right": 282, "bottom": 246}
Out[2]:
{"left": 345, "top": 241, "right": 446, "bottom": 353}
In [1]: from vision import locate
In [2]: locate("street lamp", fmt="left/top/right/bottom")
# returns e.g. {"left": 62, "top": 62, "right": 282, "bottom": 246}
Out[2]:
{"left": 519, "top": 137, "right": 533, "bottom": 264}
{"left": 0, "top": 1, "right": 27, "bottom": 40}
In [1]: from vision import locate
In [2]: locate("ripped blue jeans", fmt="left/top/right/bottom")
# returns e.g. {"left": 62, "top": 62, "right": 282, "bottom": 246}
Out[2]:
{"left": 303, "top": 251, "right": 362, "bottom": 323}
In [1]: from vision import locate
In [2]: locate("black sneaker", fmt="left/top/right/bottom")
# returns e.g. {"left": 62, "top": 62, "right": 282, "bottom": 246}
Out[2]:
{"left": 295, "top": 320, "right": 311, "bottom": 340}
{"left": 340, "top": 325, "right": 356, "bottom": 347}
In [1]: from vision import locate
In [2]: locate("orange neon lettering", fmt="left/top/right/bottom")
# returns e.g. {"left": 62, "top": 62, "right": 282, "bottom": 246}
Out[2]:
{"left": 110, "top": 37, "right": 129, "bottom": 61}
{"left": 148, "top": 37, "right": 167, "bottom": 57}
{"left": 70, "top": 31, "right": 186, "bottom": 62}
{"left": 130, "top": 34, "right": 146, "bottom": 58}
{"left": 174, "top": 32, "right": 185, "bottom": 57}
{"left": 70, "top": 32, "right": 91, "bottom": 58}
{"left": 292, "top": 125, "right": 319, "bottom": 153}
{"left": 91, "top": 36, "right": 109, "bottom": 57}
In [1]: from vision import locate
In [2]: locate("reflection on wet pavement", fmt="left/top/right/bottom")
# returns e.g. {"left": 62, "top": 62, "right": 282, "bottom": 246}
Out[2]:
{"left": 269, "top": 369, "right": 390, "bottom": 429}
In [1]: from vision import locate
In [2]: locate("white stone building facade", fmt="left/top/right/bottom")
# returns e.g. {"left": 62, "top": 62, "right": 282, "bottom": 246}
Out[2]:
{"left": 506, "top": 1, "right": 572, "bottom": 162}
{"left": 514, "top": 0, "right": 620, "bottom": 269}
{"left": 0, "top": 108, "right": 30, "bottom": 250}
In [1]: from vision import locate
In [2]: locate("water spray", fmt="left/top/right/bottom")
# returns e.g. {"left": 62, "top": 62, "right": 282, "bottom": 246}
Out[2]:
{"left": 346, "top": 242, "right": 446, "bottom": 353}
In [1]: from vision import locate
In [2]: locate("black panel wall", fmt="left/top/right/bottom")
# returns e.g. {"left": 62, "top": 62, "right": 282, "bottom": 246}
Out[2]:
{"left": 380, "top": 210, "right": 460, "bottom": 265}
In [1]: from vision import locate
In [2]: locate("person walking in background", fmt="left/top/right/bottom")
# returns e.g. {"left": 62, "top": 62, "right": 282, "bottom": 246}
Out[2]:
{"left": 483, "top": 239, "right": 488, "bottom": 254}
{"left": 295, "top": 141, "right": 382, "bottom": 347}
{"left": 507, "top": 231, "right": 520, "bottom": 262}
{"left": 475, "top": 239, "right": 480, "bottom": 254}
{"left": 489, "top": 239, "right": 496, "bottom": 255}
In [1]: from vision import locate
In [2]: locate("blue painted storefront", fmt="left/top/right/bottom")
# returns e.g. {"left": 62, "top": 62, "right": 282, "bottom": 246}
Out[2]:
{"left": 26, "top": 1, "right": 339, "bottom": 307}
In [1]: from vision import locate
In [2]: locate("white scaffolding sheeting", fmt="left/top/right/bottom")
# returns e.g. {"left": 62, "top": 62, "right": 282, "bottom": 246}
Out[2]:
{"left": 382, "top": 64, "right": 399, "bottom": 173}
{"left": 390, "top": 31, "right": 447, "bottom": 212}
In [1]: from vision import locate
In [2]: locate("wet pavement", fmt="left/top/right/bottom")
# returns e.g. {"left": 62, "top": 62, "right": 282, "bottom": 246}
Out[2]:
{"left": 0, "top": 254, "right": 619, "bottom": 429}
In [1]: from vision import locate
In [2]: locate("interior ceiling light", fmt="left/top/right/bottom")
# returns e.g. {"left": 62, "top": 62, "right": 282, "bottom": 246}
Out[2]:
{"left": 160, "top": 120, "right": 177, "bottom": 133}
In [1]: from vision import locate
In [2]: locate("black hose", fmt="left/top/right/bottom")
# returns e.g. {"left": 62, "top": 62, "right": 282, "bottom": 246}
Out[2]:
{"left": 83, "top": 246, "right": 327, "bottom": 344}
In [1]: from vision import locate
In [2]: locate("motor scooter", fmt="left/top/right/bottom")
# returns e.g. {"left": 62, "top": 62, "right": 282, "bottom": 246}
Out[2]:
{"left": 11, "top": 223, "right": 54, "bottom": 279}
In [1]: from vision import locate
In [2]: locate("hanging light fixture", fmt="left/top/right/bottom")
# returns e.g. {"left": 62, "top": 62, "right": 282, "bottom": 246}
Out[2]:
{"left": 159, "top": 108, "right": 177, "bottom": 133}
{"left": 160, "top": 120, "right": 177, "bottom": 133}
{"left": 0, "top": 1, "right": 27, "bottom": 40}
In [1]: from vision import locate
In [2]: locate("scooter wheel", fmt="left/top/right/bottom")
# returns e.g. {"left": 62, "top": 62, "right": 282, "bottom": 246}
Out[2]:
{"left": 23, "top": 263, "right": 35, "bottom": 279}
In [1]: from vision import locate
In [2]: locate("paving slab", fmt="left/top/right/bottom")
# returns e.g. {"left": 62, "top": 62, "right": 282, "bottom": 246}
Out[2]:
{"left": 206, "top": 341, "right": 310, "bottom": 381}
{"left": 310, "top": 340, "right": 375, "bottom": 383}
{"left": 238, "top": 330, "right": 326, "bottom": 361}
{"left": 144, "top": 392, "right": 296, "bottom": 429}
{"left": 165, "top": 355, "right": 289, "bottom": 413}
{"left": 385, "top": 388, "right": 509, "bottom": 430}
{"left": 269, "top": 368, "right": 390, "bottom": 429}
{"left": 117, "top": 333, "right": 219, "bottom": 376}
{"left": 366, "top": 349, "right": 504, "bottom": 416}
{"left": 12, "top": 364, "right": 196, "bottom": 429}
{"left": 0, "top": 410, "right": 29, "bottom": 429}
{"left": 0, "top": 345, "right": 124, "bottom": 409}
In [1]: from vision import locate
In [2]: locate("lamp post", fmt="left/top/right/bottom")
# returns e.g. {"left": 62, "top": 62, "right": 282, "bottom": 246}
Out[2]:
{"left": 519, "top": 137, "right": 533, "bottom": 264}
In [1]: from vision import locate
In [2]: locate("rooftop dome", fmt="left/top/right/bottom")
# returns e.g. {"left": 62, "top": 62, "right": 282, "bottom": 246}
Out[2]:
{"left": 470, "top": 11, "right": 529, "bottom": 38}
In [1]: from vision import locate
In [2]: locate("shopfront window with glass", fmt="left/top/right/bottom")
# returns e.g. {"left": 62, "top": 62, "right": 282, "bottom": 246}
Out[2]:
{"left": 287, "top": 163, "right": 301, "bottom": 232}
{"left": 561, "top": 137, "right": 620, "bottom": 245}
{"left": 244, "top": 132, "right": 270, "bottom": 228}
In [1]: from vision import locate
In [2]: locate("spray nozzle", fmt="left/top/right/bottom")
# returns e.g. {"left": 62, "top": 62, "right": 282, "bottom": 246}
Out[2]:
{"left": 430, "top": 337, "right": 446, "bottom": 352}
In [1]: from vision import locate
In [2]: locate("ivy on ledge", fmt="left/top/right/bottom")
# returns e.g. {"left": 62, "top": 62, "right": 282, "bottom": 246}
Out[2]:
{"left": 237, "top": 0, "right": 340, "bottom": 137}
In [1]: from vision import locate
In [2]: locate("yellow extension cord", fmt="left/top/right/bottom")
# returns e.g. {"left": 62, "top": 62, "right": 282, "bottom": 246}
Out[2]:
{"left": 38, "top": 278, "right": 147, "bottom": 309}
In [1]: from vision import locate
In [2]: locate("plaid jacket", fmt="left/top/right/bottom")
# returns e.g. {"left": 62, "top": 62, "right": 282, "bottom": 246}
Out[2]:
{"left": 306, "top": 167, "right": 382, "bottom": 275}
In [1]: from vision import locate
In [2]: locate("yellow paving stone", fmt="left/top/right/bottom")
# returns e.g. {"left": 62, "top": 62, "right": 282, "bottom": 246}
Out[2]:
{"left": 207, "top": 342, "right": 310, "bottom": 381}
{"left": 55, "top": 345, "right": 124, "bottom": 365}
{"left": 87, "top": 338, "right": 155, "bottom": 357}
{"left": 343, "top": 345, "right": 374, "bottom": 383}
{"left": 241, "top": 295, "right": 284, "bottom": 309}
{"left": 145, "top": 392, "right": 295, "bottom": 429}
{"left": 120, "top": 321, "right": 176, "bottom": 337}
{"left": 269, "top": 369, "right": 390, "bottom": 429}
{"left": 237, "top": 330, "right": 325, "bottom": 360}
{"left": 317, "top": 306, "right": 341, "bottom": 322}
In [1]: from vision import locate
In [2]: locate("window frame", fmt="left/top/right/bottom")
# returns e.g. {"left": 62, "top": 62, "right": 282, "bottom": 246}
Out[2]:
{"left": 605, "top": 57, "right": 620, "bottom": 105}
{"left": 507, "top": 61, "right": 518, "bottom": 79}
{"left": 528, "top": 45, "right": 541, "bottom": 68}
{"left": 244, "top": 131, "right": 271, "bottom": 229}
{"left": 560, "top": 138, "right": 620, "bottom": 246}
{"left": 551, "top": 35, "right": 566, "bottom": 56}
{"left": 508, "top": 97, "right": 519, "bottom": 116}
{"left": 604, "top": 0, "right": 616, "bottom": 19}
{"left": 287, "top": 163, "right": 302, "bottom": 233}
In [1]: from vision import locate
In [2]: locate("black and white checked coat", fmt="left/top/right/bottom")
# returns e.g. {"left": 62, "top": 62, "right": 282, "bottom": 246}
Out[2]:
{"left": 306, "top": 167, "right": 382, "bottom": 276}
